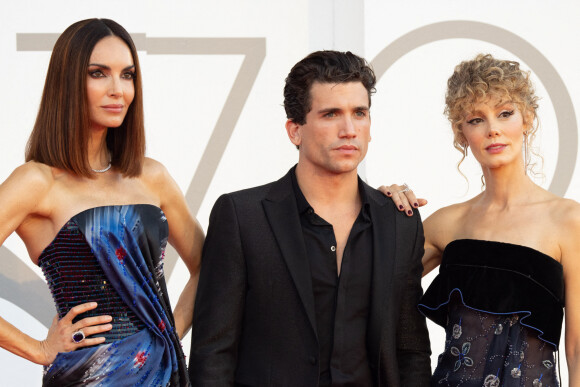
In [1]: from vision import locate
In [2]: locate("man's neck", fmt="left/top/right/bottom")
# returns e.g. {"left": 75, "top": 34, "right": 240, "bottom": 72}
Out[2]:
{"left": 294, "top": 163, "right": 360, "bottom": 210}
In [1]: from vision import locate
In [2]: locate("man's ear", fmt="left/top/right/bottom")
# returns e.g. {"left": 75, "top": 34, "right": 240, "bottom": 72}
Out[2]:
{"left": 285, "top": 119, "right": 302, "bottom": 148}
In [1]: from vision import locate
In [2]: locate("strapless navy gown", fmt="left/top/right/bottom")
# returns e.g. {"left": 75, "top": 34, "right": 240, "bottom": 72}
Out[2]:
{"left": 38, "top": 205, "right": 189, "bottom": 386}
{"left": 419, "top": 239, "right": 563, "bottom": 387}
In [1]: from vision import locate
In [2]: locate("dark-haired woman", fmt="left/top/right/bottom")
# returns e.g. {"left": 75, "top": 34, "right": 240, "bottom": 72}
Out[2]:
{"left": 384, "top": 54, "right": 580, "bottom": 386}
{"left": 0, "top": 19, "right": 202, "bottom": 386}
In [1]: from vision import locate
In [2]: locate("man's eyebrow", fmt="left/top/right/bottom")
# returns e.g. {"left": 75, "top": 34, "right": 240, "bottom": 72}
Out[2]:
{"left": 317, "top": 106, "right": 369, "bottom": 114}
{"left": 317, "top": 107, "right": 339, "bottom": 113}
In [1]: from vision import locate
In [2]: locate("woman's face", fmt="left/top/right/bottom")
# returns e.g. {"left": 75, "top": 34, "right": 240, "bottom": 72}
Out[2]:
{"left": 86, "top": 36, "right": 135, "bottom": 131}
{"left": 461, "top": 97, "right": 527, "bottom": 170}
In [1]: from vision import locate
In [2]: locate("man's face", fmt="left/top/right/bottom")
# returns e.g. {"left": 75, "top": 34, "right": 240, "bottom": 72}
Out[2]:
{"left": 287, "top": 81, "right": 371, "bottom": 177}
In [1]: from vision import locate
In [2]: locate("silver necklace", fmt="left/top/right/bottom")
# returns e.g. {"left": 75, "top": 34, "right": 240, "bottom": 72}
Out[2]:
{"left": 92, "top": 161, "right": 112, "bottom": 173}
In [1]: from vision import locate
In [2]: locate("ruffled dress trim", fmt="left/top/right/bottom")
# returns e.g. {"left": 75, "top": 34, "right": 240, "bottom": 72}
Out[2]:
{"left": 418, "top": 239, "right": 564, "bottom": 348}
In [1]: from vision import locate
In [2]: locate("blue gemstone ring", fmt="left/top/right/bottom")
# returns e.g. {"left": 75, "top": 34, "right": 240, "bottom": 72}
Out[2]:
{"left": 72, "top": 330, "right": 85, "bottom": 344}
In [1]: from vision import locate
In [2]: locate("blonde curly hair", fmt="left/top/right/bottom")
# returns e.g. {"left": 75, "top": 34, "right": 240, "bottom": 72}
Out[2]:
{"left": 445, "top": 54, "right": 539, "bottom": 174}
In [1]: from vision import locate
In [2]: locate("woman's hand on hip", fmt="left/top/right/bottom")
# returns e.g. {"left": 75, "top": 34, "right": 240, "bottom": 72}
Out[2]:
{"left": 38, "top": 302, "right": 112, "bottom": 365}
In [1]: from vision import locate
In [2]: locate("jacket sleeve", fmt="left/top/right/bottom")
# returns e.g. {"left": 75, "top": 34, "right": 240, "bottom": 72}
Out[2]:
{"left": 396, "top": 212, "right": 432, "bottom": 386}
{"left": 189, "top": 194, "right": 245, "bottom": 386}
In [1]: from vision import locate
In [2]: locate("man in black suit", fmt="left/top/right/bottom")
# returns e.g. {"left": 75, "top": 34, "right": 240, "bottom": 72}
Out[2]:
{"left": 189, "top": 50, "right": 431, "bottom": 386}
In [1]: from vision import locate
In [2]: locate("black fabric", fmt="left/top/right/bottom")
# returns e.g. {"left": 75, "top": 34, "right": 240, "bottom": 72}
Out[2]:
{"left": 419, "top": 239, "right": 564, "bottom": 347}
{"left": 189, "top": 167, "right": 431, "bottom": 387}
{"left": 291, "top": 169, "right": 373, "bottom": 386}
{"left": 138, "top": 206, "right": 190, "bottom": 385}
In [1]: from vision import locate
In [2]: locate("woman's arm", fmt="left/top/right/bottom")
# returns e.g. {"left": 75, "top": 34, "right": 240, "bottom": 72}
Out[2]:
{"left": 0, "top": 163, "right": 49, "bottom": 248}
{"left": 421, "top": 241, "right": 442, "bottom": 277}
{"left": 560, "top": 201, "right": 580, "bottom": 386}
{"left": 421, "top": 211, "right": 446, "bottom": 276}
{"left": 0, "top": 163, "right": 112, "bottom": 364}
{"left": 0, "top": 164, "right": 54, "bottom": 364}
{"left": 151, "top": 160, "right": 204, "bottom": 339}
{"left": 0, "top": 303, "right": 112, "bottom": 365}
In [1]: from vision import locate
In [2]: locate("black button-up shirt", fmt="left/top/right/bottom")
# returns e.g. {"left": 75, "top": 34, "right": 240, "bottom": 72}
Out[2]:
{"left": 291, "top": 168, "right": 373, "bottom": 386}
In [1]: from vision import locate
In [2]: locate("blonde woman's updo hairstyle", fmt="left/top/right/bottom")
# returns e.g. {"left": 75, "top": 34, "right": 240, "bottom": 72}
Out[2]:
{"left": 445, "top": 54, "right": 540, "bottom": 173}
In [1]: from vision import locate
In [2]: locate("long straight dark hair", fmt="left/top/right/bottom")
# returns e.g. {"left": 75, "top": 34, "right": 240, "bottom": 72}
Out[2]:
{"left": 26, "top": 18, "right": 145, "bottom": 177}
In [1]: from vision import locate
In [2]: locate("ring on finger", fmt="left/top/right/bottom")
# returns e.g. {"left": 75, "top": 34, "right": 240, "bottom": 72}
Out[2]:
{"left": 397, "top": 183, "right": 410, "bottom": 194}
{"left": 72, "top": 329, "right": 85, "bottom": 344}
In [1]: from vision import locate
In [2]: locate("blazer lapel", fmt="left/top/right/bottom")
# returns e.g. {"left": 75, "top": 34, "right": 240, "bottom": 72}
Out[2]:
{"left": 262, "top": 170, "right": 318, "bottom": 337}
{"left": 366, "top": 184, "right": 397, "bottom": 359}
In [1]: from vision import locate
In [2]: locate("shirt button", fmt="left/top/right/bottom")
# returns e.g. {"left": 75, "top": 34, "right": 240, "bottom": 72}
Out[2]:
{"left": 309, "top": 356, "right": 317, "bottom": 365}
{"left": 307, "top": 208, "right": 314, "bottom": 214}
{"left": 330, "top": 246, "right": 336, "bottom": 252}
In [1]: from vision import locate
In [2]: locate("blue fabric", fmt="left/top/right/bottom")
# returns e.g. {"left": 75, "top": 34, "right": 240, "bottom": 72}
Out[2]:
{"left": 42, "top": 205, "right": 188, "bottom": 386}
{"left": 39, "top": 219, "right": 146, "bottom": 343}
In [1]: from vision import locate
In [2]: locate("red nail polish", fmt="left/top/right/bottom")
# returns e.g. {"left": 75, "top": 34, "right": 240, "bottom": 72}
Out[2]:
{"left": 386, "top": 191, "right": 392, "bottom": 196}
{"left": 399, "top": 205, "right": 404, "bottom": 210}
{"left": 407, "top": 210, "right": 413, "bottom": 215}
{"left": 414, "top": 203, "right": 419, "bottom": 208}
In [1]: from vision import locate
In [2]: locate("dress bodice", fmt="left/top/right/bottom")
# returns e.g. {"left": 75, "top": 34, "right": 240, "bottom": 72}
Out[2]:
{"left": 39, "top": 219, "right": 150, "bottom": 343}
{"left": 38, "top": 205, "right": 169, "bottom": 343}
{"left": 419, "top": 239, "right": 564, "bottom": 347}
{"left": 39, "top": 205, "right": 189, "bottom": 386}
{"left": 419, "top": 239, "right": 564, "bottom": 386}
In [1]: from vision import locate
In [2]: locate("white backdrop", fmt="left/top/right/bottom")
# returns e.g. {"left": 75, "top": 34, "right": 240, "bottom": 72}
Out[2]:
{"left": 1, "top": 1, "right": 578, "bottom": 385}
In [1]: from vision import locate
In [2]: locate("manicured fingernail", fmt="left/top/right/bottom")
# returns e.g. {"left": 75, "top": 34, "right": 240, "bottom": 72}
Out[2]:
{"left": 414, "top": 202, "right": 419, "bottom": 208}
{"left": 407, "top": 210, "right": 413, "bottom": 215}
{"left": 399, "top": 205, "right": 404, "bottom": 210}
{"left": 386, "top": 191, "right": 392, "bottom": 196}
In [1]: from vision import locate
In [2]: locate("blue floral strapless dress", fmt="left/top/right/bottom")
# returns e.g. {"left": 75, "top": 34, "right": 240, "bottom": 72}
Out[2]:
{"left": 38, "top": 205, "right": 189, "bottom": 386}
{"left": 419, "top": 239, "right": 564, "bottom": 387}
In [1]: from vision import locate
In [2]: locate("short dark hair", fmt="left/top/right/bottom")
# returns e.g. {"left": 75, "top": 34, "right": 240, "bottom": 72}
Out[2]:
{"left": 26, "top": 18, "right": 145, "bottom": 177}
{"left": 283, "top": 50, "right": 376, "bottom": 125}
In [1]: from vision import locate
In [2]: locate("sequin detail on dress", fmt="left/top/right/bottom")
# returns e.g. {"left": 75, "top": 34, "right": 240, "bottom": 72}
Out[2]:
{"left": 39, "top": 221, "right": 145, "bottom": 343}
{"left": 38, "top": 205, "right": 189, "bottom": 387}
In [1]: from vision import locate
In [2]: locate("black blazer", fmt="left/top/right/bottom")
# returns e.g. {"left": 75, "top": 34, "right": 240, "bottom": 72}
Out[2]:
{"left": 189, "top": 169, "right": 431, "bottom": 386}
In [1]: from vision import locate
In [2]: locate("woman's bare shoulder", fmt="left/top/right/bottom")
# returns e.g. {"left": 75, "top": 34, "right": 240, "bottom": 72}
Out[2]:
{"left": 139, "top": 157, "right": 184, "bottom": 203}
{"left": 426, "top": 198, "right": 474, "bottom": 225}
{"left": 551, "top": 196, "right": 580, "bottom": 227}
{"left": 0, "top": 162, "right": 56, "bottom": 241}
{"left": 140, "top": 157, "right": 172, "bottom": 183}
{"left": 2, "top": 161, "right": 54, "bottom": 194}
{"left": 424, "top": 198, "right": 476, "bottom": 250}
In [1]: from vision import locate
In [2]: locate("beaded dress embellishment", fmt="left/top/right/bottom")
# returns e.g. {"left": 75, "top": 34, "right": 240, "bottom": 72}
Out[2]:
{"left": 39, "top": 220, "right": 145, "bottom": 343}
{"left": 39, "top": 205, "right": 189, "bottom": 386}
